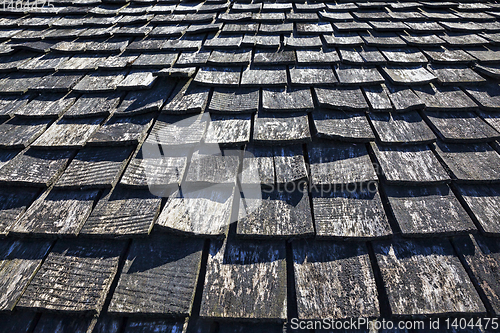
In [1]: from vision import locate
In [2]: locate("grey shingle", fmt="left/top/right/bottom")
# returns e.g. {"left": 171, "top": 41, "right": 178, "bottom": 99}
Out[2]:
{"left": 455, "top": 185, "right": 500, "bottom": 235}
{"left": 315, "top": 87, "right": 369, "bottom": 111}
{"left": 253, "top": 112, "right": 311, "bottom": 145}
{"left": 369, "top": 112, "right": 436, "bottom": 145}
{"left": 312, "top": 110, "right": 374, "bottom": 142}
{"left": 209, "top": 88, "right": 259, "bottom": 113}
{"left": 262, "top": 88, "right": 314, "bottom": 112}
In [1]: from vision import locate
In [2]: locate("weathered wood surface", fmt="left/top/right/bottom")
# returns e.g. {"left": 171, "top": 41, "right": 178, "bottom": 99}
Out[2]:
{"left": 467, "top": 85, "right": 500, "bottom": 111}
{"left": 0, "top": 149, "right": 22, "bottom": 172}
{"left": 123, "top": 319, "right": 187, "bottom": 333}
{"left": 292, "top": 240, "right": 380, "bottom": 319}
{"left": 209, "top": 88, "right": 259, "bottom": 113}
{"left": 33, "top": 314, "right": 97, "bottom": 333}
{"left": 315, "top": 87, "right": 369, "bottom": 111}
{"left": 289, "top": 66, "right": 338, "bottom": 85}
{"left": 11, "top": 189, "right": 99, "bottom": 237}
{"left": 72, "top": 71, "right": 128, "bottom": 93}
{"left": 0, "top": 238, "right": 52, "bottom": 311}
{"left": 369, "top": 111, "right": 436, "bottom": 145}
{"left": 132, "top": 52, "right": 178, "bottom": 68}
{"left": 208, "top": 49, "right": 252, "bottom": 65}
{"left": 204, "top": 114, "right": 251, "bottom": 146}
{"left": 156, "top": 186, "right": 234, "bottom": 237}
{"left": 413, "top": 84, "right": 478, "bottom": 111}
{"left": 373, "top": 238, "right": 486, "bottom": 316}
{"left": 253, "top": 112, "right": 311, "bottom": 144}
{"left": 31, "top": 117, "right": 105, "bottom": 149}
{"left": 385, "top": 185, "right": 476, "bottom": 236}
{"left": 14, "top": 92, "right": 77, "bottom": 118}
{"left": 363, "top": 84, "right": 393, "bottom": 112}
{"left": 240, "top": 67, "right": 287, "bottom": 86}
{"left": 80, "top": 188, "right": 161, "bottom": 238}
{"left": 452, "top": 234, "right": 500, "bottom": 315}
{"left": 200, "top": 236, "right": 287, "bottom": 321}
{"left": 381, "top": 48, "right": 427, "bottom": 65}
{"left": 0, "top": 149, "right": 74, "bottom": 187}
{"left": 146, "top": 113, "right": 207, "bottom": 146}
{"left": 109, "top": 234, "right": 203, "bottom": 316}
{"left": 262, "top": 88, "right": 314, "bottom": 112}
{"left": 254, "top": 49, "right": 295, "bottom": 65}
{"left": 185, "top": 148, "right": 240, "bottom": 185}
{"left": 424, "top": 111, "right": 500, "bottom": 142}
{"left": 88, "top": 114, "right": 154, "bottom": 146}
{"left": 0, "top": 118, "right": 51, "bottom": 148}
{"left": 163, "top": 81, "right": 210, "bottom": 113}
{"left": 335, "top": 64, "right": 385, "bottom": 85}
{"left": 382, "top": 66, "right": 437, "bottom": 85}
{"left": 194, "top": 67, "right": 241, "bottom": 86}
{"left": 429, "top": 65, "right": 486, "bottom": 85}
{"left": 240, "top": 145, "right": 274, "bottom": 186}
{"left": 385, "top": 83, "right": 425, "bottom": 111}
{"left": 455, "top": 184, "right": 500, "bottom": 235}
{"left": 121, "top": 150, "right": 188, "bottom": 189}
{"left": 312, "top": 110, "right": 375, "bottom": 142}
{"left": 273, "top": 145, "right": 308, "bottom": 184}
{"left": 308, "top": 142, "right": 377, "bottom": 185}
{"left": 237, "top": 188, "right": 314, "bottom": 238}
{"left": 371, "top": 143, "right": 449, "bottom": 184}
{"left": 116, "top": 78, "right": 176, "bottom": 116}
{"left": 0, "top": 95, "right": 30, "bottom": 118}
{"left": 296, "top": 48, "right": 340, "bottom": 64}
{"left": 55, "top": 146, "right": 133, "bottom": 189}
{"left": 64, "top": 92, "right": 122, "bottom": 118}
{"left": 18, "top": 239, "right": 126, "bottom": 314}
{"left": 312, "top": 187, "right": 391, "bottom": 238}
{"left": 0, "top": 187, "right": 39, "bottom": 236}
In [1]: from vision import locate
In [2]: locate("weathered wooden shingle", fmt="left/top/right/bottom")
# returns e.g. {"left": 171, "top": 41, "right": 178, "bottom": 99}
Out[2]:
{"left": 55, "top": 146, "right": 133, "bottom": 189}
{"left": 373, "top": 238, "right": 485, "bottom": 316}
{"left": 423, "top": 111, "right": 500, "bottom": 143}
{"left": 73, "top": 70, "right": 128, "bottom": 92}
{"left": 465, "top": 84, "right": 500, "bottom": 111}
{"left": 371, "top": 143, "right": 450, "bottom": 184}
{"left": 240, "top": 67, "right": 287, "bottom": 86}
{"left": 205, "top": 114, "right": 251, "bottom": 146}
{"left": 455, "top": 184, "right": 500, "bottom": 235}
{"left": 18, "top": 239, "right": 126, "bottom": 314}
{"left": 156, "top": 186, "right": 234, "bottom": 237}
{"left": 209, "top": 88, "right": 259, "bottom": 113}
{"left": 185, "top": 148, "right": 239, "bottom": 186}
{"left": 11, "top": 188, "right": 99, "bottom": 237}
{"left": 200, "top": 236, "right": 287, "bottom": 321}
{"left": 312, "top": 187, "right": 391, "bottom": 239}
{"left": 262, "top": 88, "right": 314, "bottom": 112}
{"left": 253, "top": 112, "right": 311, "bottom": 145}
{"left": 0, "top": 149, "right": 73, "bottom": 187}
{"left": 308, "top": 142, "right": 377, "bottom": 185}
{"left": 0, "top": 238, "right": 52, "bottom": 311}
{"left": 109, "top": 234, "right": 203, "bottom": 316}
{"left": 0, "top": 118, "right": 51, "bottom": 148}
{"left": 162, "top": 80, "right": 210, "bottom": 114}
{"left": 429, "top": 65, "right": 487, "bottom": 85}
{"left": 237, "top": 188, "right": 314, "bottom": 238}
{"left": 194, "top": 67, "right": 241, "bottom": 87}
{"left": 385, "top": 184, "right": 476, "bottom": 236}
{"left": 146, "top": 113, "right": 207, "bottom": 147}
{"left": 315, "top": 87, "right": 369, "bottom": 111}
{"left": 64, "top": 92, "right": 122, "bottom": 118}
{"left": 14, "top": 92, "right": 77, "bottom": 118}
{"left": 335, "top": 64, "right": 385, "bottom": 85}
{"left": 312, "top": 110, "right": 374, "bottom": 142}
{"left": 87, "top": 113, "right": 154, "bottom": 146}
{"left": 434, "top": 141, "right": 500, "bottom": 183}
{"left": 0, "top": 187, "right": 39, "bottom": 236}
{"left": 292, "top": 240, "right": 380, "bottom": 319}
{"left": 31, "top": 117, "right": 104, "bottom": 149}
{"left": 116, "top": 78, "right": 176, "bottom": 116}
{"left": 80, "top": 188, "right": 161, "bottom": 238}
{"left": 289, "top": 66, "right": 338, "bottom": 85}
{"left": 240, "top": 146, "right": 274, "bottom": 186}
{"left": 369, "top": 112, "right": 436, "bottom": 145}
{"left": 254, "top": 49, "right": 295, "bottom": 65}
{"left": 362, "top": 84, "right": 393, "bottom": 112}
{"left": 273, "top": 145, "right": 308, "bottom": 184}
{"left": 452, "top": 234, "right": 500, "bottom": 315}
{"left": 382, "top": 66, "right": 437, "bottom": 85}
{"left": 385, "top": 84, "right": 425, "bottom": 111}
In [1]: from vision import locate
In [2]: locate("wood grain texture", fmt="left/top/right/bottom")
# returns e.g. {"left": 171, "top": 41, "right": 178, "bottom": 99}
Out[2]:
{"left": 369, "top": 111, "right": 436, "bottom": 145}
{"left": 237, "top": 188, "right": 314, "bottom": 238}
{"left": 262, "top": 88, "right": 314, "bottom": 112}
{"left": 163, "top": 81, "right": 210, "bottom": 113}
{"left": 240, "top": 145, "right": 274, "bottom": 186}
{"left": 205, "top": 114, "right": 251, "bottom": 146}
{"left": 200, "top": 236, "right": 287, "bottom": 321}
{"left": 0, "top": 118, "right": 51, "bottom": 149}
{"left": 0, "top": 149, "right": 73, "bottom": 187}
{"left": 452, "top": 234, "right": 500, "bottom": 315}
{"left": 209, "top": 88, "right": 259, "bottom": 113}
{"left": 18, "top": 239, "right": 126, "bottom": 314}
{"left": 63, "top": 92, "right": 122, "bottom": 118}
{"left": 55, "top": 146, "right": 133, "bottom": 189}
{"left": 146, "top": 113, "right": 207, "bottom": 147}
{"left": 424, "top": 111, "right": 500, "bottom": 143}
{"left": 185, "top": 148, "right": 240, "bottom": 185}
{"left": 273, "top": 145, "right": 308, "bottom": 184}
{"left": 0, "top": 187, "right": 39, "bottom": 236}
{"left": 109, "top": 234, "right": 203, "bottom": 316}
{"left": 308, "top": 142, "right": 377, "bottom": 185}
{"left": 455, "top": 184, "right": 500, "bottom": 235}
{"left": 0, "top": 239, "right": 52, "bottom": 311}
{"left": 363, "top": 85, "right": 393, "bottom": 112}
{"left": 31, "top": 117, "right": 104, "bottom": 149}
{"left": 373, "top": 238, "right": 486, "bottom": 316}
{"left": 156, "top": 186, "right": 233, "bottom": 237}
{"left": 11, "top": 189, "right": 99, "bottom": 237}
{"left": 434, "top": 141, "right": 500, "bottom": 183}
{"left": 312, "top": 187, "right": 391, "bottom": 239}
{"left": 253, "top": 112, "right": 311, "bottom": 145}
{"left": 116, "top": 78, "right": 176, "bottom": 116}
{"left": 292, "top": 240, "right": 379, "bottom": 319}
{"left": 80, "top": 188, "right": 161, "bottom": 238}
{"left": 385, "top": 185, "right": 476, "bottom": 236}
{"left": 315, "top": 87, "right": 369, "bottom": 111}
{"left": 312, "top": 110, "right": 374, "bottom": 142}
{"left": 371, "top": 143, "right": 449, "bottom": 184}
{"left": 88, "top": 114, "right": 154, "bottom": 146}
{"left": 413, "top": 84, "right": 478, "bottom": 111}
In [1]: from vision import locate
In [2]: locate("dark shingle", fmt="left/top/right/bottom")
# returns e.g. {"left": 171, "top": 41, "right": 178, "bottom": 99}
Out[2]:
{"left": 273, "top": 145, "right": 308, "bottom": 184}
{"left": 262, "top": 88, "right": 314, "bottom": 112}
{"left": 455, "top": 184, "right": 500, "bottom": 235}
{"left": 253, "top": 112, "right": 311, "bottom": 145}
{"left": 369, "top": 112, "right": 436, "bottom": 145}
{"left": 315, "top": 87, "right": 369, "bottom": 111}
{"left": 209, "top": 88, "right": 259, "bottom": 113}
